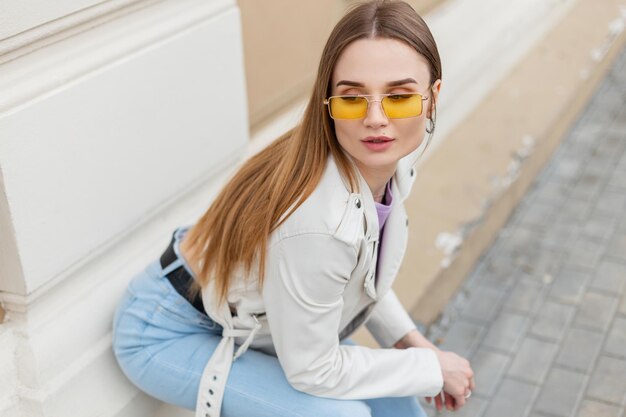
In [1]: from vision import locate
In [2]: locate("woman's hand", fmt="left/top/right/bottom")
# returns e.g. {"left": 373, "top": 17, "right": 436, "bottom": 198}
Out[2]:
{"left": 433, "top": 350, "right": 475, "bottom": 411}
{"left": 394, "top": 330, "right": 475, "bottom": 412}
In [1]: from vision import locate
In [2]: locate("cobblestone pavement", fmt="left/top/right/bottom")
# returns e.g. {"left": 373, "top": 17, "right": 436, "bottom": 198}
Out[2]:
{"left": 422, "top": 44, "right": 626, "bottom": 417}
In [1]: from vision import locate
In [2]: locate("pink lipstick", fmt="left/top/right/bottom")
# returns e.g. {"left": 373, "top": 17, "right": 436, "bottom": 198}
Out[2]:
{"left": 361, "top": 136, "right": 395, "bottom": 151}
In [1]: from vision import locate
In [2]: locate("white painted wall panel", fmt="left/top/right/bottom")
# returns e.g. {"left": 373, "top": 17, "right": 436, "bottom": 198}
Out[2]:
{"left": 0, "top": 325, "right": 18, "bottom": 412}
{"left": 0, "top": 0, "right": 108, "bottom": 40}
{"left": 0, "top": 6, "right": 248, "bottom": 294}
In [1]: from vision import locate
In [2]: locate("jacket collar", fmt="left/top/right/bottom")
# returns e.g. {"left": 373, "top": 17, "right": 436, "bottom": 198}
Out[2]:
{"left": 332, "top": 150, "right": 417, "bottom": 239}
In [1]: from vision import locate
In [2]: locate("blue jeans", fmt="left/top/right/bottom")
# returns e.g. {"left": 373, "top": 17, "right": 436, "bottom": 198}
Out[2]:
{"left": 111, "top": 259, "right": 427, "bottom": 417}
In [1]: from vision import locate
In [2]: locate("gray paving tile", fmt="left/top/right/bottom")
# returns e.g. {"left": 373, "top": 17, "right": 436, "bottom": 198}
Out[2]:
{"left": 590, "top": 260, "right": 626, "bottom": 296}
{"left": 482, "top": 312, "right": 530, "bottom": 354}
{"left": 503, "top": 278, "right": 545, "bottom": 314}
{"left": 606, "top": 230, "right": 626, "bottom": 262}
{"left": 482, "top": 379, "right": 537, "bottom": 417}
{"left": 444, "top": 396, "right": 489, "bottom": 417}
{"left": 533, "top": 180, "right": 573, "bottom": 206}
{"left": 576, "top": 399, "right": 623, "bottom": 417}
{"left": 620, "top": 208, "right": 626, "bottom": 229}
{"left": 565, "top": 239, "right": 606, "bottom": 269}
{"left": 600, "top": 126, "right": 626, "bottom": 154}
{"left": 620, "top": 290, "right": 626, "bottom": 315}
{"left": 570, "top": 172, "right": 603, "bottom": 202}
{"left": 550, "top": 268, "right": 592, "bottom": 305}
{"left": 559, "top": 198, "right": 593, "bottom": 222}
{"left": 512, "top": 251, "right": 548, "bottom": 278}
{"left": 555, "top": 327, "right": 604, "bottom": 373}
{"left": 552, "top": 158, "right": 583, "bottom": 183}
{"left": 507, "top": 337, "right": 558, "bottom": 384}
{"left": 574, "top": 291, "right": 619, "bottom": 331}
{"left": 529, "top": 301, "right": 576, "bottom": 342}
{"left": 533, "top": 367, "right": 587, "bottom": 417}
{"left": 587, "top": 356, "right": 626, "bottom": 405}
{"left": 470, "top": 349, "right": 511, "bottom": 397}
{"left": 619, "top": 152, "right": 626, "bottom": 171}
{"left": 594, "top": 192, "right": 626, "bottom": 219}
{"left": 581, "top": 215, "right": 618, "bottom": 243}
{"left": 445, "top": 397, "right": 489, "bottom": 417}
{"left": 591, "top": 144, "right": 625, "bottom": 169}
{"left": 582, "top": 160, "right": 608, "bottom": 180}
{"left": 461, "top": 285, "right": 506, "bottom": 324}
{"left": 471, "top": 254, "right": 518, "bottom": 290}
{"left": 518, "top": 201, "right": 559, "bottom": 229}
{"left": 603, "top": 129, "right": 626, "bottom": 157}
{"left": 593, "top": 88, "right": 624, "bottom": 120}
{"left": 606, "top": 167, "right": 626, "bottom": 192}
{"left": 518, "top": 248, "right": 565, "bottom": 283}
{"left": 568, "top": 115, "right": 604, "bottom": 143}
{"left": 497, "top": 226, "right": 540, "bottom": 255}
{"left": 605, "top": 316, "right": 626, "bottom": 359}
{"left": 539, "top": 221, "right": 579, "bottom": 252}
{"left": 437, "top": 320, "right": 486, "bottom": 359}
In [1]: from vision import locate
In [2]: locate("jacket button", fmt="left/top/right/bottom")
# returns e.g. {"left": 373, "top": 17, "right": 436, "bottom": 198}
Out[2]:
{"left": 406, "top": 218, "right": 409, "bottom": 227}
{"left": 355, "top": 198, "right": 361, "bottom": 209}
{"left": 209, "top": 389, "right": 214, "bottom": 395}
{"left": 410, "top": 168, "right": 415, "bottom": 177}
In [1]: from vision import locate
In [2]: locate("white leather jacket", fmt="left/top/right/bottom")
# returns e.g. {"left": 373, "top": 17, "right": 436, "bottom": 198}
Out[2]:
{"left": 190, "top": 154, "right": 443, "bottom": 417}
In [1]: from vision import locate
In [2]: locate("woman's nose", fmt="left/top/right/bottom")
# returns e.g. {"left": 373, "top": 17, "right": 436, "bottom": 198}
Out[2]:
{"left": 363, "top": 99, "right": 389, "bottom": 128}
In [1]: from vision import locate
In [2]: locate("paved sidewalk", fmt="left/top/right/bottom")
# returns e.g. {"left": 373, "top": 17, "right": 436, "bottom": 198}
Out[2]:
{"left": 422, "top": 44, "right": 626, "bottom": 417}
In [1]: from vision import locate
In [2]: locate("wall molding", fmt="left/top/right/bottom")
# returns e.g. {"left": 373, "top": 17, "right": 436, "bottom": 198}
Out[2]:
{"left": 0, "top": 0, "right": 233, "bottom": 115}
{"left": 0, "top": 0, "right": 152, "bottom": 62}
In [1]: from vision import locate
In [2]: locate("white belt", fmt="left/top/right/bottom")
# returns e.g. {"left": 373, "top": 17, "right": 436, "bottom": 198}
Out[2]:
{"left": 195, "top": 314, "right": 262, "bottom": 417}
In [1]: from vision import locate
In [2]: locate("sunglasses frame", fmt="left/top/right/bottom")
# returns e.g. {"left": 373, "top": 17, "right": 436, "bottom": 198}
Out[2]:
{"left": 323, "top": 93, "right": 430, "bottom": 120}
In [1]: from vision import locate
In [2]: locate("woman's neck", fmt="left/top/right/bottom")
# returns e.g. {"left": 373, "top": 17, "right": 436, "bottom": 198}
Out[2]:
{"left": 356, "top": 164, "right": 395, "bottom": 203}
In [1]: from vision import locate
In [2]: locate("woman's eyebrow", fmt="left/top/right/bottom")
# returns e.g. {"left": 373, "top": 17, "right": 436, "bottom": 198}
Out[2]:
{"left": 386, "top": 78, "right": 418, "bottom": 87}
{"left": 336, "top": 80, "right": 365, "bottom": 87}
{"left": 335, "top": 78, "right": 418, "bottom": 87}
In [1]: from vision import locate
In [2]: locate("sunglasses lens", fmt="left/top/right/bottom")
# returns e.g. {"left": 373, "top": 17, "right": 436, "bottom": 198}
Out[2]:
{"left": 329, "top": 96, "right": 368, "bottom": 119}
{"left": 382, "top": 94, "right": 423, "bottom": 118}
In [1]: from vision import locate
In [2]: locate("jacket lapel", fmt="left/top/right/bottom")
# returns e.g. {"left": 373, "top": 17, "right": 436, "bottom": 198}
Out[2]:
{"left": 374, "top": 178, "right": 408, "bottom": 297}
{"left": 340, "top": 154, "right": 416, "bottom": 301}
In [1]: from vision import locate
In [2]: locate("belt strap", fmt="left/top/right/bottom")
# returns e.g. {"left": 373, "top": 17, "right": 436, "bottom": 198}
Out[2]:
{"left": 160, "top": 233, "right": 205, "bottom": 314}
{"left": 158, "top": 230, "right": 261, "bottom": 417}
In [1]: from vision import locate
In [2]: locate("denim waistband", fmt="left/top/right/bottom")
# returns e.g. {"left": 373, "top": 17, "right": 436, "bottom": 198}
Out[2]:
{"left": 159, "top": 230, "right": 205, "bottom": 314}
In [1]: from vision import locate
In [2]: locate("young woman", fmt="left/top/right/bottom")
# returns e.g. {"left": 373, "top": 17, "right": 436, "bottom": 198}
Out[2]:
{"left": 112, "top": 1, "right": 475, "bottom": 416}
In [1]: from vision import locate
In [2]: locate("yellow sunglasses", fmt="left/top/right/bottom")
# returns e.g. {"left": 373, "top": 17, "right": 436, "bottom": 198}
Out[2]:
{"left": 323, "top": 93, "right": 429, "bottom": 120}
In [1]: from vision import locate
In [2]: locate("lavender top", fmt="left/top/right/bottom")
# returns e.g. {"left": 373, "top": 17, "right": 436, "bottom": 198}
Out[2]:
{"left": 374, "top": 180, "right": 393, "bottom": 232}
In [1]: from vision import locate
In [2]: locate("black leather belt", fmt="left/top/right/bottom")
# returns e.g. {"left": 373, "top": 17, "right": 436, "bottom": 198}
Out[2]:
{"left": 160, "top": 234, "right": 205, "bottom": 314}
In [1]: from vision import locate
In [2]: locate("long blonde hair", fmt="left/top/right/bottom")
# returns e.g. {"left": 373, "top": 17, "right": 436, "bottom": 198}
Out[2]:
{"left": 184, "top": 0, "right": 442, "bottom": 305}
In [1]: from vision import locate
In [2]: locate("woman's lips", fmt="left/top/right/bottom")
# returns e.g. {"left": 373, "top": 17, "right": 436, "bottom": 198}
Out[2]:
{"left": 361, "top": 136, "right": 395, "bottom": 151}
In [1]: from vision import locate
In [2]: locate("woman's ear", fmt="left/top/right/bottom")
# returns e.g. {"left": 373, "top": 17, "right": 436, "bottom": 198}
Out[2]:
{"left": 427, "top": 79, "right": 442, "bottom": 119}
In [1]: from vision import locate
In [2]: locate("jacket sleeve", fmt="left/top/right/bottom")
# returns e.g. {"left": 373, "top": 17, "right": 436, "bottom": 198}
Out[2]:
{"left": 365, "top": 290, "right": 417, "bottom": 348}
{"left": 262, "top": 233, "right": 443, "bottom": 399}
